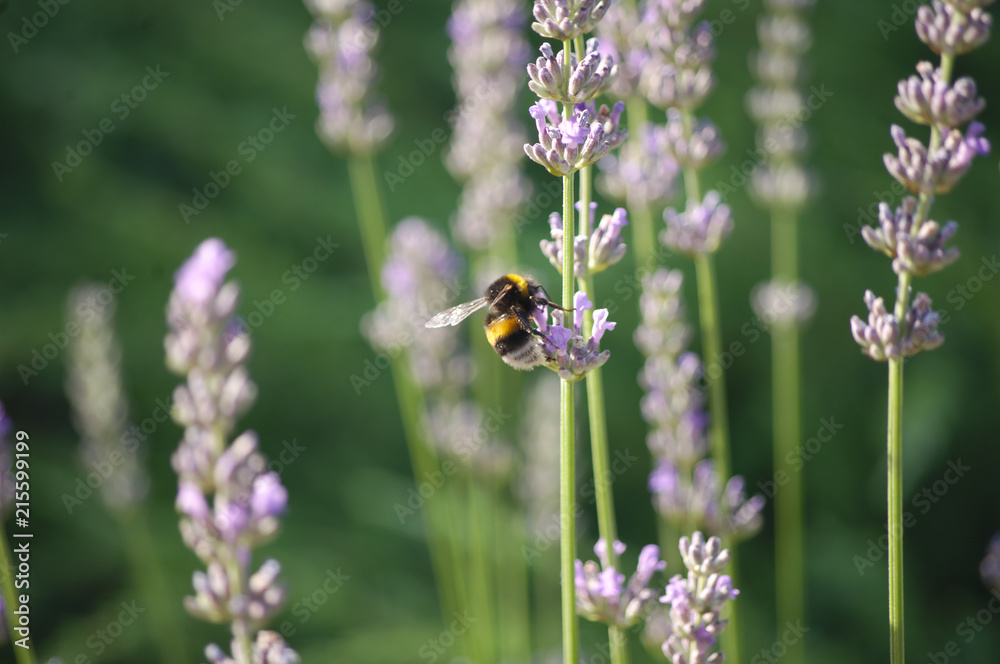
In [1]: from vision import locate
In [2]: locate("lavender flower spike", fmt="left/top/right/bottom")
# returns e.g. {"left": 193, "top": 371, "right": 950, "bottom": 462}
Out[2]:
{"left": 575, "top": 539, "right": 666, "bottom": 628}
{"left": 658, "top": 531, "right": 738, "bottom": 664}
{"left": 167, "top": 238, "right": 298, "bottom": 664}
{"left": 862, "top": 196, "right": 960, "bottom": 276}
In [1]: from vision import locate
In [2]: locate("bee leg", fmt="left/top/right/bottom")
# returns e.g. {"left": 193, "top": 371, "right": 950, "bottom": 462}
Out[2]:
{"left": 515, "top": 309, "right": 558, "bottom": 346}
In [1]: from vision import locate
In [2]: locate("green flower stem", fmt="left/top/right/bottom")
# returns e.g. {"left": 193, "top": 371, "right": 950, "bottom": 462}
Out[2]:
{"left": 571, "top": 85, "right": 627, "bottom": 659}
{"left": 347, "top": 152, "right": 460, "bottom": 629}
{"left": 467, "top": 476, "right": 496, "bottom": 664}
{"left": 883, "top": 51, "right": 951, "bottom": 664}
{"left": 679, "top": 107, "right": 738, "bottom": 663}
{"left": 0, "top": 517, "right": 36, "bottom": 664}
{"left": 497, "top": 498, "right": 531, "bottom": 662}
{"left": 770, "top": 205, "right": 805, "bottom": 664}
{"left": 559, "top": 43, "right": 579, "bottom": 657}
{"left": 119, "top": 509, "right": 188, "bottom": 664}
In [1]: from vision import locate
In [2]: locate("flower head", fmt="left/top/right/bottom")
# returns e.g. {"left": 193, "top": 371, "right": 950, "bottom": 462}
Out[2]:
{"left": 598, "top": 122, "right": 680, "bottom": 210}
{"left": 525, "top": 100, "right": 627, "bottom": 176}
{"left": 662, "top": 191, "right": 733, "bottom": 256}
{"left": 883, "top": 122, "right": 990, "bottom": 195}
{"left": 895, "top": 61, "right": 985, "bottom": 128}
{"left": 534, "top": 291, "right": 616, "bottom": 381}
{"left": 531, "top": 0, "right": 610, "bottom": 40}
{"left": 862, "top": 197, "right": 960, "bottom": 276}
{"left": 528, "top": 39, "right": 618, "bottom": 104}
{"left": 576, "top": 540, "right": 666, "bottom": 628}
{"left": 851, "top": 289, "right": 944, "bottom": 361}
{"left": 916, "top": 1, "right": 993, "bottom": 55}
{"left": 657, "top": 532, "right": 737, "bottom": 662}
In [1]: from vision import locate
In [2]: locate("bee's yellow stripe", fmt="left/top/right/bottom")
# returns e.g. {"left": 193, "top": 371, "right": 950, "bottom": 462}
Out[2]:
{"left": 504, "top": 273, "right": 530, "bottom": 296}
{"left": 485, "top": 315, "right": 523, "bottom": 345}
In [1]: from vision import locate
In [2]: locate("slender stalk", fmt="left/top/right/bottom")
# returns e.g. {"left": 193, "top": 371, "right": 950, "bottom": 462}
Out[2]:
{"left": 467, "top": 477, "right": 496, "bottom": 664}
{"left": 0, "top": 518, "right": 35, "bottom": 664}
{"left": 347, "top": 152, "right": 459, "bottom": 627}
{"left": 886, "top": 355, "right": 904, "bottom": 664}
{"left": 559, "top": 163, "right": 579, "bottom": 662}
{"left": 770, "top": 203, "right": 805, "bottom": 664}
{"left": 559, "top": 41, "right": 579, "bottom": 658}
{"left": 679, "top": 106, "right": 738, "bottom": 662}
{"left": 119, "top": 509, "right": 188, "bottom": 664}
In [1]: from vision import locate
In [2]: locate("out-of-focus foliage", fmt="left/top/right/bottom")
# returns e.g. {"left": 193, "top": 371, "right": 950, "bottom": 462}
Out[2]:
{"left": 0, "top": 0, "right": 998, "bottom": 662}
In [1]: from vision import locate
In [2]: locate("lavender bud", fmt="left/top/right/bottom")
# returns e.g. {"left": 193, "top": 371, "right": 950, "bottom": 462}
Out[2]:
{"left": 642, "top": 61, "right": 715, "bottom": 111}
{"left": 535, "top": 291, "right": 616, "bottom": 381}
{"left": 525, "top": 100, "right": 626, "bottom": 176}
{"left": 863, "top": 197, "right": 960, "bottom": 276}
{"left": 884, "top": 122, "right": 990, "bottom": 194}
{"left": 902, "top": 291, "right": 945, "bottom": 355}
{"left": 916, "top": 1, "right": 992, "bottom": 55}
{"left": 531, "top": 0, "right": 610, "bottom": 40}
{"left": 528, "top": 39, "right": 617, "bottom": 104}
{"left": 850, "top": 290, "right": 901, "bottom": 361}
{"left": 894, "top": 62, "right": 985, "bottom": 128}
{"left": 589, "top": 207, "right": 629, "bottom": 273}
{"left": 540, "top": 209, "right": 588, "bottom": 277}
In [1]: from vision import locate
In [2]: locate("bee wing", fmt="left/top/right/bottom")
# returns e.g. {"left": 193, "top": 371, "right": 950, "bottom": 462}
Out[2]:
{"left": 424, "top": 297, "right": 490, "bottom": 328}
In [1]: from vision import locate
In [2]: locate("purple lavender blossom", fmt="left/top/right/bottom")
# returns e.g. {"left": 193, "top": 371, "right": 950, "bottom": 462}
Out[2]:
{"left": 662, "top": 191, "right": 733, "bottom": 256}
{"left": 540, "top": 204, "right": 629, "bottom": 276}
{"left": 362, "top": 218, "right": 469, "bottom": 392}
{"left": 528, "top": 39, "right": 617, "bottom": 104}
{"left": 657, "top": 532, "right": 738, "bottom": 663}
{"left": 598, "top": 122, "right": 680, "bottom": 212}
{"left": 915, "top": 0, "right": 993, "bottom": 55}
{"left": 895, "top": 61, "right": 985, "bottom": 128}
{"left": 850, "top": 289, "right": 944, "bottom": 361}
{"left": 575, "top": 539, "right": 666, "bottom": 628}
{"left": 884, "top": 122, "right": 990, "bottom": 195}
{"left": 533, "top": 291, "right": 616, "bottom": 381}
{"left": 531, "top": 0, "right": 610, "bottom": 41}
{"left": 166, "top": 239, "right": 298, "bottom": 664}
{"left": 304, "top": 0, "right": 394, "bottom": 154}
{"left": 862, "top": 197, "right": 960, "bottom": 276}
{"left": 525, "top": 100, "right": 627, "bottom": 176}
{"left": 595, "top": 1, "right": 648, "bottom": 99}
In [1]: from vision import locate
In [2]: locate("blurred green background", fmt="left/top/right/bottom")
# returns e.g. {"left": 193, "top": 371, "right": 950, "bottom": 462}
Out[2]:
{"left": 2, "top": 0, "right": 999, "bottom": 662}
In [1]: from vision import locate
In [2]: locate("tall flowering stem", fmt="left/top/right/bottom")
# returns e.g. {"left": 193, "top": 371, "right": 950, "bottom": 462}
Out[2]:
{"left": 747, "top": 2, "right": 818, "bottom": 660}
{"left": 304, "top": 0, "right": 464, "bottom": 632}
{"left": 849, "top": 2, "right": 992, "bottom": 661}
{"left": 643, "top": 0, "right": 740, "bottom": 658}
{"left": 525, "top": 0, "right": 634, "bottom": 659}
{"left": 166, "top": 239, "right": 298, "bottom": 664}
{"left": 65, "top": 286, "right": 187, "bottom": 664}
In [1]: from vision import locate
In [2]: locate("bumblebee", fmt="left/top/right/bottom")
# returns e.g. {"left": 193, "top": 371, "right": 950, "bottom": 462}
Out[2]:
{"left": 425, "top": 273, "right": 570, "bottom": 370}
